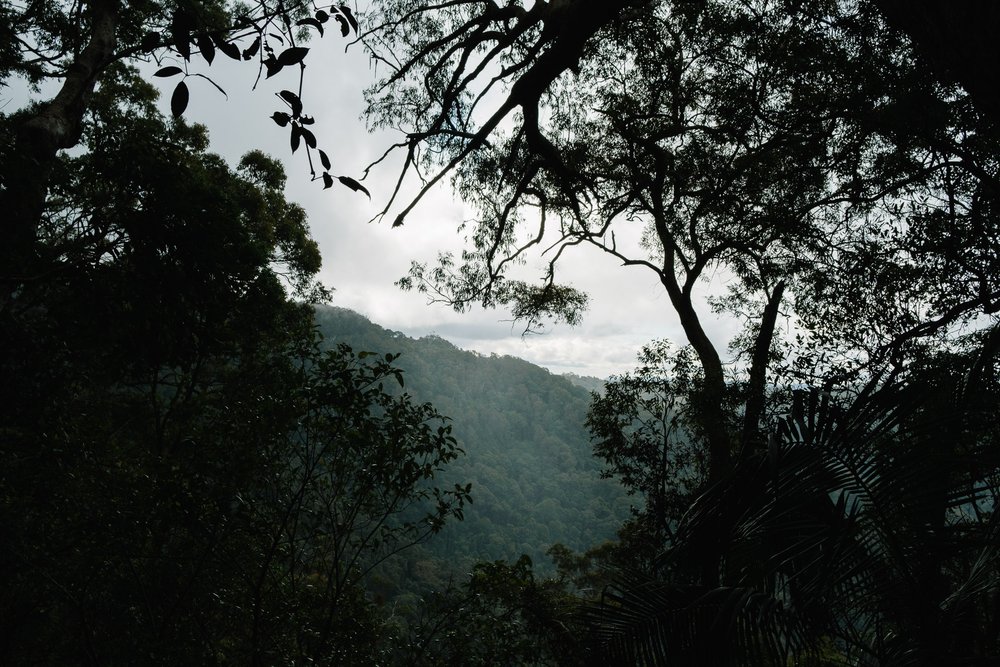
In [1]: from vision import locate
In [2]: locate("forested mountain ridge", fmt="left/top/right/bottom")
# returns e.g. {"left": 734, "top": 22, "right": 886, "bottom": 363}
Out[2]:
{"left": 562, "top": 373, "right": 608, "bottom": 394}
{"left": 314, "top": 306, "right": 630, "bottom": 577}
{"left": 8, "top": 0, "right": 1000, "bottom": 661}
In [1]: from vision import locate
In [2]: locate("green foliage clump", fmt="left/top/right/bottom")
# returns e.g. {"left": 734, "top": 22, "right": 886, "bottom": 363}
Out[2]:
{"left": 0, "top": 68, "right": 467, "bottom": 666}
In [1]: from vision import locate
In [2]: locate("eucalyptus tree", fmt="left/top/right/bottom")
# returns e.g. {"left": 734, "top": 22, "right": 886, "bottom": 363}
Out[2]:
{"left": 364, "top": 0, "right": 1000, "bottom": 484}
{"left": 360, "top": 10, "right": 1000, "bottom": 660}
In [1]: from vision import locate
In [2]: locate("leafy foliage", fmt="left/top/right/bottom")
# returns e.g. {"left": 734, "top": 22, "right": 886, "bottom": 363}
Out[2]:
{"left": 587, "top": 346, "right": 1000, "bottom": 664}
{"left": 239, "top": 343, "right": 470, "bottom": 665}
{"left": 0, "top": 67, "right": 467, "bottom": 666}
{"left": 396, "top": 555, "right": 585, "bottom": 666}
{"left": 1, "top": 0, "right": 366, "bottom": 277}
{"left": 587, "top": 341, "right": 710, "bottom": 552}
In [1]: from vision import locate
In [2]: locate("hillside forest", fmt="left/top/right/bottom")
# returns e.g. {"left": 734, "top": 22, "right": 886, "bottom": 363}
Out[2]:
{"left": 4, "top": 0, "right": 1000, "bottom": 665}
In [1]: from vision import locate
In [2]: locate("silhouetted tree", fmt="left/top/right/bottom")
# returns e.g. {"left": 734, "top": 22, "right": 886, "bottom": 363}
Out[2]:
{"left": 363, "top": 0, "right": 1000, "bottom": 659}
{"left": 1, "top": 0, "right": 362, "bottom": 284}
{"left": 366, "top": 0, "right": 1000, "bottom": 488}
{"left": 0, "top": 64, "right": 469, "bottom": 665}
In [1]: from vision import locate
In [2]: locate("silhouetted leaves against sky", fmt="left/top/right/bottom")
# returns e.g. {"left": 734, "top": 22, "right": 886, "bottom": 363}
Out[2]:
{"left": 338, "top": 176, "right": 370, "bottom": 198}
{"left": 170, "top": 80, "right": 188, "bottom": 117}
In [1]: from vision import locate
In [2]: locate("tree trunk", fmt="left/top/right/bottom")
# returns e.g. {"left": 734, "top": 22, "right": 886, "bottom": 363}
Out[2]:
{"left": 657, "top": 265, "right": 730, "bottom": 588}
{"left": 658, "top": 273, "right": 732, "bottom": 484}
{"left": 740, "top": 280, "right": 786, "bottom": 455}
{"left": 2, "top": 0, "right": 120, "bottom": 282}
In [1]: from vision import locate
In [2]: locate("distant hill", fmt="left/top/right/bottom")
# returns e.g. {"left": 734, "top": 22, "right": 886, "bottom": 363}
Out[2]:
{"left": 562, "top": 372, "right": 607, "bottom": 394}
{"left": 314, "top": 306, "right": 629, "bottom": 583}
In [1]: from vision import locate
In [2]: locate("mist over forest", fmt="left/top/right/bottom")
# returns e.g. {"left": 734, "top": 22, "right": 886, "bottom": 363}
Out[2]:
{"left": 4, "top": 0, "right": 1000, "bottom": 665}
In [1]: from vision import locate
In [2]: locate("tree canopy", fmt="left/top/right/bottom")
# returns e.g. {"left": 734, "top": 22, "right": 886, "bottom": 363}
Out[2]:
{"left": 363, "top": 0, "right": 1000, "bottom": 661}
{"left": 1, "top": 0, "right": 364, "bottom": 287}
{"left": 364, "top": 0, "right": 1000, "bottom": 475}
{"left": 0, "top": 49, "right": 470, "bottom": 666}
{"left": 5, "top": 0, "right": 1000, "bottom": 662}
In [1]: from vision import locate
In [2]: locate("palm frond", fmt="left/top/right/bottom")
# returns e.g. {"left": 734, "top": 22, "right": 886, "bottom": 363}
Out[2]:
{"left": 585, "top": 575, "right": 810, "bottom": 665}
{"left": 588, "top": 368, "right": 1000, "bottom": 664}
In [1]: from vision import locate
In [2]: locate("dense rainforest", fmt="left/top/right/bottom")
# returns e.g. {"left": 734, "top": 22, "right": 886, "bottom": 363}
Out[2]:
{"left": 4, "top": 0, "right": 1000, "bottom": 665}
{"left": 315, "top": 306, "right": 629, "bottom": 576}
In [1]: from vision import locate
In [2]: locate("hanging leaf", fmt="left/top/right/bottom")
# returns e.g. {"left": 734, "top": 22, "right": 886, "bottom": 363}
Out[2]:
{"left": 290, "top": 124, "right": 302, "bottom": 153}
{"left": 171, "top": 9, "right": 194, "bottom": 61}
{"left": 279, "top": 90, "right": 302, "bottom": 117}
{"left": 339, "top": 6, "right": 360, "bottom": 34}
{"left": 264, "top": 56, "right": 282, "bottom": 78}
{"left": 297, "top": 18, "right": 324, "bottom": 37}
{"left": 242, "top": 36, "right": 261, "bottom": 60}
{"left": 315, "top": 10, "right": 329, "bottom": 23}
{"left": 277, "top": 47, "right": 309, "bottom": 67}
{"left": 269, "top": 32, "right": 285, "bottom": 44}
{"left": 212, "top": 34, "right": 241, "bottom": 60}
{"left": 334, "top": 14, "right": 349, "bottom": 37}
{"left": 154, "top": 66, "right": 184, "bottom": 77}
{"left": 271, "top": 112, "right": 291, "bottom": 127}
{"left": 300, "top": 127, "right": 317, "bottom": 149}
{"left": 322, "top": 172, "right": 334, "bottom": 189}
{"left": 300, "top": 115, "right": 315, "bottom": 125}
{"left": 196, "top": 33, "right": 215, "bottom": 65}
{"left": 171, "top": 80, "right": 189, "bottom": 117}
{"left": 319, "top": 150, "right": 331, "bottom": 171}
{"left": 338, "top": 176, "right": 370, "bottom": 197}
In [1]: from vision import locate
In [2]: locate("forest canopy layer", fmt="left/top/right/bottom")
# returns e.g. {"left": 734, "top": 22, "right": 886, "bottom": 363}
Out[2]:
{"left": 4, "top": 0, "right": 1000, "bottom": 664}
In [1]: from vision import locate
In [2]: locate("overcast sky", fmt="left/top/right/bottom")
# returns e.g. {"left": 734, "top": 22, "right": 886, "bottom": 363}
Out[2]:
{"left": 94, "top": 15, "right": 740, "bottom": 379}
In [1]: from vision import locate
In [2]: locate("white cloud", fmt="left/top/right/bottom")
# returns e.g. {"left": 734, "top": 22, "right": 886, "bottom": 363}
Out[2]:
{"left": 142, "top": 23, "right": 745, "bottom": 380}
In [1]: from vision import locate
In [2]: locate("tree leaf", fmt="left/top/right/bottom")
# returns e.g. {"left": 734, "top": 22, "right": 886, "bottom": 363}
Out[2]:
{"left": 171, "top": 9, "right": 193, "bottom": 61}
{"left": 299, "top": 115, "right": 315, "bottom": 125}
{"left": 290, "top": 124, "right": 301, "bottom": 153}
{"left": 271, "top": 112, "right": 291, "bottom": 127}
{"left": 154, "top": 66, "right": 184, "bottom": 78}
{"left": 297, "top": 18, "right": 324, "bottom": 37}
{"left": 196, "top": 33, "right": 215, "bottom": 65}
{"left": 171, "top": 80, "right": 189, "bottom": 118}
{"left": 301, "top": 127, "right": 317, "bottom": 149}
{"left": 322, "top": 172, "right": 333, "bottom": 189}
{"left": 319, "top": 150, "right": 331, "bottom": 171}
{"left": 315, "top": 10, "right": 329, "bottom": 23}
{"left": 242, "top": 36, "right": 261, "bottom": 60}
{"left": 212, "top": 34, "right": 241, "bottom": 60}
{"left": 339, "top": 6, "right": 360, "bottom": 34}
{"left": 277, "top": 47, "right": 309, "bottom": 67}
{"left": 279, "top": 90, "right": 302, "bottom": 118}
{"left": 334, "top": 14, "right": 349, "bottom": 37}
{"left": 264, "top": 56, "right": 282, "bottom": 78}
{"left": 338, "top": 176, "right": 370, "bottom": 197}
